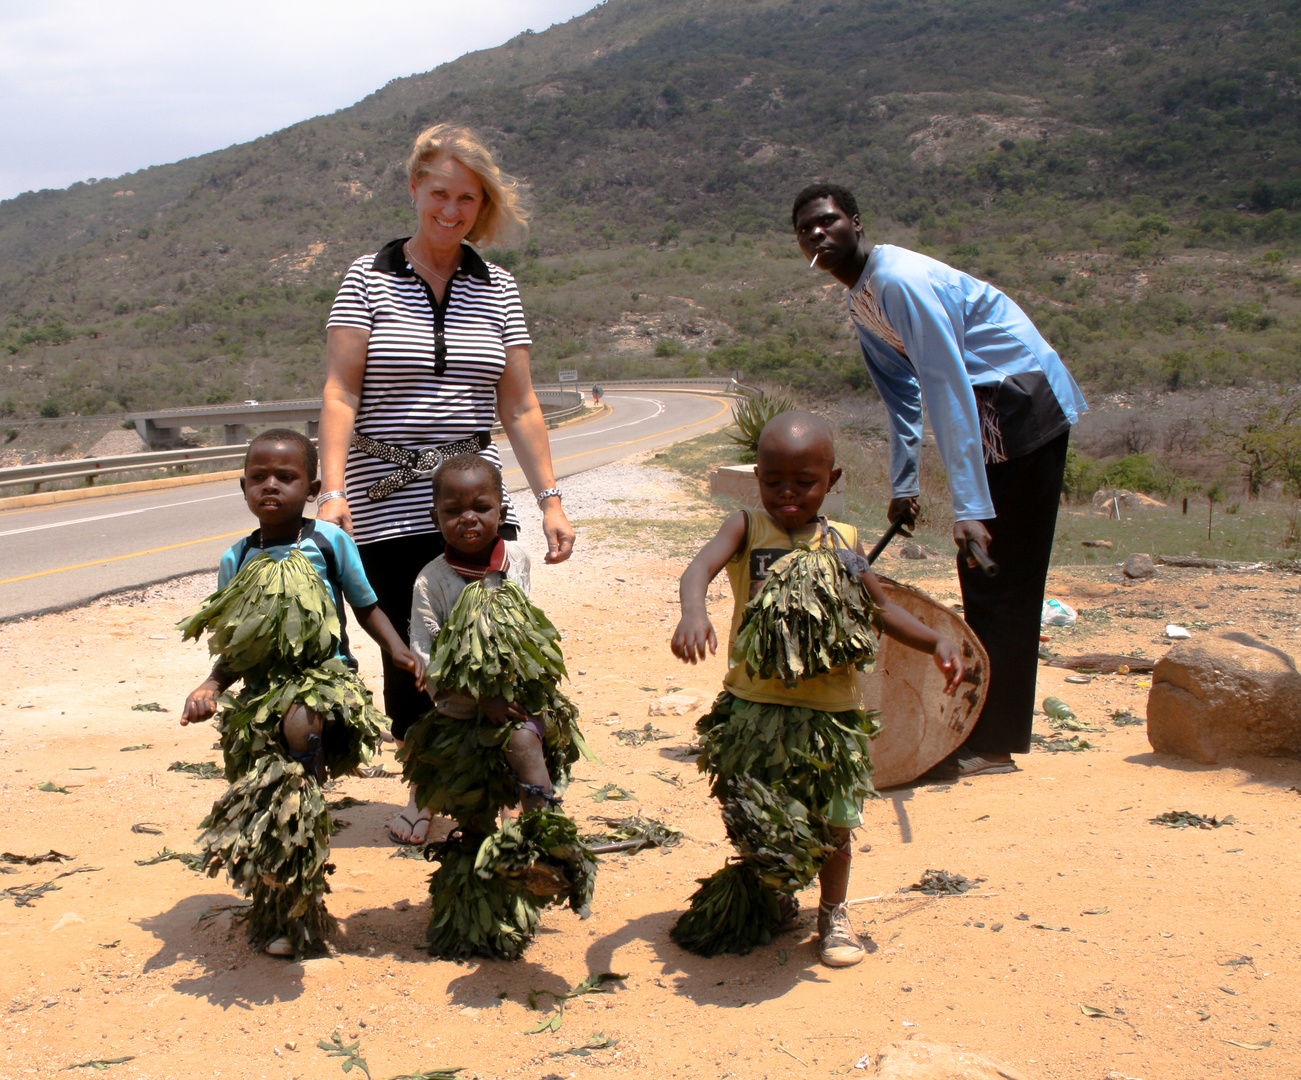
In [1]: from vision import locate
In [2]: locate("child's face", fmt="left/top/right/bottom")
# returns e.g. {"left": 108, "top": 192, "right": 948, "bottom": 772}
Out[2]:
{"left": 241, "top": 441, "right": 319, "bottom": 539}
{"left": 433, "top": 468, "right": 503, "bottom": 558}
{"left": 755, "top": 440, "right": 841, "bottom": 532}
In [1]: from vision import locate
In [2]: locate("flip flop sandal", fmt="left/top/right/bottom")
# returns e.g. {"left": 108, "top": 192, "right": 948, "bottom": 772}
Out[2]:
{"left": 388, "top": 811, "right": 431, "bottom": 846}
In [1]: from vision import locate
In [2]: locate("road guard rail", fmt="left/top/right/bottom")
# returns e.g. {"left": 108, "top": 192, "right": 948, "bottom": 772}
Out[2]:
{"left": 0, "top": 380, "right": 750, "bottom": 493}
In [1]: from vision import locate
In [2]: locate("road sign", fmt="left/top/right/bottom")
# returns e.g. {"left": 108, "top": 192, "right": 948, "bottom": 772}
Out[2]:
{"left": 557, "top": 369, "right": 579, "bottom": 383}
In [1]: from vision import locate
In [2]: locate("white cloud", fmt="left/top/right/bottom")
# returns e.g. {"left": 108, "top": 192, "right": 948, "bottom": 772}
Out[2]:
{"left": 0, "top": 0, "right": 597, "bottom": 200}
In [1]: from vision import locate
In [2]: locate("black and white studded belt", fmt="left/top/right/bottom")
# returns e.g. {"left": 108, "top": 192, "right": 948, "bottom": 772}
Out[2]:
{"left": 350, "top": 431, "right": 491, "bottom": 501}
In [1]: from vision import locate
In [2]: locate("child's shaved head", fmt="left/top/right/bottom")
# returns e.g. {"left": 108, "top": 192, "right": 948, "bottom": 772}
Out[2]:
{"left": 757, "top": 410, "right": 836, "bottom": 465}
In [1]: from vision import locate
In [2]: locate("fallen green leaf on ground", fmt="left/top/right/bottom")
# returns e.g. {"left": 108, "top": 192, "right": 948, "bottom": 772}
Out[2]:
{"left": 134, "top": 848, "right": 205, "bottom": 870}
{"left": 587, "top": 783, "right": 636, "bottom": 802}
{"left": 36, "top": 781, "right": 70, "bottom": 793}
{"left": 384, "top": 1070, "right": 462, "bottom": 1080}
{"left": 1223, "top": 1040, "right": 1270, "bottom": 1050}
{"left": 650, "top": 770, "right": 683, "bottom": 787}
{"left": 582, "top": 815, "right": 681, "bottom": 852}
{"left": 903, "top": 869, "right": 985, "bottom": 895}
{"left": 131, "top": 702, "right": 167, "bottom": 712}
{"left": 549, "top": 1033, "right": 618, "bottom": 1058}
{"left": 1030, "top": 734, "right": 1095, "bottom": 753}
{"left": 119, "top": 744, "right": 153, "bottom": 751}
{"left": 525, "top": 972, "right": 627, "bottom": 1033}
{"left": 318, "top": 1032, "right": 370, "bottom": 1077}
{"left": 1033, "top": 924, "right": 1069, "bottom": 932}
{"left": 130, "top": 823, "right": 164, "bottom": 835}
{"left": 613, "top": 723, "right": 673, "bottom": 747}
{"left": 3, "top": 850, "right": 71, "bottom": 865}
{"left": 3, "top": 866, "right": 101, "bottom": 908}
{"left": 167, "top": 761, "right": 223, "bottom": 779}
{"left": 1150, "top": 810, "right": 1236, "bottom": 829}
{"left": 1081, "top": 907, "right": 1110, "bottom": 915}
{"left": 1110, "top": 709, "right": 1144, "bottom": 726}
{"left": 62, "top": 1055, "right": 135, "bottom": 1070}
{"left": 327, "top": 796, "right": 367, "bottom": 810}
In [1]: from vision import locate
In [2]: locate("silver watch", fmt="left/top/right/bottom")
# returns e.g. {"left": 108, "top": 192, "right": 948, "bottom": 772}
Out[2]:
{"left": 535, "top": 487, "right": 562, "bottom": 505}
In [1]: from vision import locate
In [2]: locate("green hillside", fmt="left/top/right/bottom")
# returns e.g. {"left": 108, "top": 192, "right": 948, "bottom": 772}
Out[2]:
{"left": 1, "top": 0, "right": 1299, "bottom": 420}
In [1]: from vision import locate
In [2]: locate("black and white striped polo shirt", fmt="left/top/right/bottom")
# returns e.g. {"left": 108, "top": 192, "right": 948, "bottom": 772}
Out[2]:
{"left": 327, "top": 238, "right": 531, "bottom": 546}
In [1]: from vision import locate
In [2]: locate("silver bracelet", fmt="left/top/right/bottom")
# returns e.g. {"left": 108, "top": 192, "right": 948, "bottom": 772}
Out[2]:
{"left": 535, "top": 487, "right": 562, "bottom": 505}
{"left": 318, "top": 490, "right": 347, "bottom": 506}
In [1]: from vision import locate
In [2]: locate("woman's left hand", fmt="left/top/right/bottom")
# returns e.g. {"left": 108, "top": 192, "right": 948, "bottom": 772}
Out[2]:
{"left": 542, "top": 502, "right": 575, "bottom": 563}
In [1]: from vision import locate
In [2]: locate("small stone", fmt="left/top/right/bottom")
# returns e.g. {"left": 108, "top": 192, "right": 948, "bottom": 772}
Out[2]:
{"left": 649, "top": 691, "right": 703, "bottom": 717}
{"left": 1122, "top": 553, "right": 1156, "bottom": 579}
{"left": 899, "top": 543, "right": 930, "bottom": 560}
{"left": 285, "top": 1042, "right": 297, "bottom": 1051}
{"left": 577, "top": 669, "right": 587, "bottom": 676}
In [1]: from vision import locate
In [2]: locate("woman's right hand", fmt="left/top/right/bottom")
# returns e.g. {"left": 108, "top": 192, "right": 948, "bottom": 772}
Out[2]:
{"left": 317, "top": 494, "right": 353, "bottom": 536}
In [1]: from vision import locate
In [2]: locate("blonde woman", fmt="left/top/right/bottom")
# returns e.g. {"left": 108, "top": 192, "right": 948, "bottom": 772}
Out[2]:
{"left": 318, "top": 125, "right": 574, "bottom": 844}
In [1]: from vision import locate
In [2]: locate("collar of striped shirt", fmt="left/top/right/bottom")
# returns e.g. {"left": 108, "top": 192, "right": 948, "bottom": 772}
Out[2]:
{"left": 372, "top": 237, "right": 492, "bottom": 282}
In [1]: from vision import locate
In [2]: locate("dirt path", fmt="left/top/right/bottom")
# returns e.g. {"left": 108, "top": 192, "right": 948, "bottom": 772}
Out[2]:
{"left": 1, "top": 459, "right": 1299, "bottom": 1080}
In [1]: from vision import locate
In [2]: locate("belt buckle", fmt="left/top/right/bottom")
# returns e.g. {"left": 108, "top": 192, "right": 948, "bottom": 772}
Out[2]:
{"left": 411, "top": 448, "right": 444, "bottom": 480}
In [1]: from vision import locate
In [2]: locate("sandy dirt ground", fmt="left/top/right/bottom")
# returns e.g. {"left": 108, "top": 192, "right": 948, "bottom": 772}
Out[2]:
{"left": 1, "top": 462, "right": 1299, "bottom": 1080}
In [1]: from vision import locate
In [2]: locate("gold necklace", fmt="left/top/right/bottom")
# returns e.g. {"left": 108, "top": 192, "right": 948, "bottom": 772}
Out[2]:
{"left": 404, "top": 242, "right": 458, "bottom": 284}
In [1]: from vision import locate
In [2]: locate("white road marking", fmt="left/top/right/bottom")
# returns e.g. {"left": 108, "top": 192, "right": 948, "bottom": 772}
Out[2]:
{"left": 0, "top": 490, "right": 241, "bottom": 538}
{"left": 543, "top": 396, "right": 666, "bottom": 443}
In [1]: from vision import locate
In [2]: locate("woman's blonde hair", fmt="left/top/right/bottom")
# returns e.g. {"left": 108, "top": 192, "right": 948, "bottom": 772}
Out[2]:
{"left": 407, "top": 125, "right": 529, "bottom": 247}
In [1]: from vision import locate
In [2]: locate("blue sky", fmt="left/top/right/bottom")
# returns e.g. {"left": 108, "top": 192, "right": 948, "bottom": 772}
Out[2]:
{"left": 0, "top": 0, "right": 598, "bottom": 202}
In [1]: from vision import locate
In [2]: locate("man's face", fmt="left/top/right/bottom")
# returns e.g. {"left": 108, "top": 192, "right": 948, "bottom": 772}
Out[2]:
{"left": 794, "top": 196, "right": 862, "bottom": 276}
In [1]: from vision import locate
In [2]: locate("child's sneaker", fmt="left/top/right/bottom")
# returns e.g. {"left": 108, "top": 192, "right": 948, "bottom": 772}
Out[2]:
{"left": 817, "top": 902, "right": 865, "bottom": 967}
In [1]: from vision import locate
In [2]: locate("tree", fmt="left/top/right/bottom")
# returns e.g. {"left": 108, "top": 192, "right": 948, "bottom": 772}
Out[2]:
{"left": 1203, "top": 393, "right": 1301, "bottom": 498}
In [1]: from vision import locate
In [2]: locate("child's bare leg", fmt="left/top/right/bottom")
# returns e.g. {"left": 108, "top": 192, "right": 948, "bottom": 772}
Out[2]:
{"left": 282, "top": 702, "right": 325, "bottom": 782}
{"left": 817, "top": 828, "right": 865, "bottom": 967}
{"left": 505, "top": 722, "right": 553, "bottom": 811}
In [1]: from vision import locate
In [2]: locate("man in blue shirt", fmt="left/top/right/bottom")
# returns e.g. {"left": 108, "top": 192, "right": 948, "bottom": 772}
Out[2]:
{"left": 792, "top": 184, "right": 1087, "bottom": 778}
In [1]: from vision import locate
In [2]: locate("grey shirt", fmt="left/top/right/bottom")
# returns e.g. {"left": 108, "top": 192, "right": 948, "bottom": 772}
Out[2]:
{"left": 409, "top": 541, "right": 532, "bottom": 719}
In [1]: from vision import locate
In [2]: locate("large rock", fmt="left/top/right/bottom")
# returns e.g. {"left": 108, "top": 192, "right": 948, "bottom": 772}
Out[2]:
{"left": 1147, "top": 633, "right": 1301, "bottom": 763}
{"left": 856, "top": 1039, "right": 1032, "bottom": 1080}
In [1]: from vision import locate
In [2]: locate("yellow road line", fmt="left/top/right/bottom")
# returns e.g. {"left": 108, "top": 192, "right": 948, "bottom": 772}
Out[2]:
{"left": 0, "top": 530, "right": 246, "bottom": 586}
{"left": 7, "top": 395, "right": 734, "bottom": 583}
{"left": 501, "top": 396, "right": 731, "bottom": 478}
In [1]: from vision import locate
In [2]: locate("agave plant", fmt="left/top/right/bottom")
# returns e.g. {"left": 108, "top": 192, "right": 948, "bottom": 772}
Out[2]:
{"left": 726, "top": 392, "right": 799, "bottom": 462}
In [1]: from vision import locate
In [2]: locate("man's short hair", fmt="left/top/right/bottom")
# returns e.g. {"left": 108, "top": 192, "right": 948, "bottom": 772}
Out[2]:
{"left": 246, "top": 428, "right": 317, "bottom": 479}
{"left": 791, "top": 183, "right": 860, "bottom": 228}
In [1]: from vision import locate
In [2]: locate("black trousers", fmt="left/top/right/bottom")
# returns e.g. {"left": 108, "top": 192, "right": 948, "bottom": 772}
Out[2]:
{"left": 958, "top": 431, "right": 1069, "bottom": 756}
{"left": 357, "top": 525, "right": 518, "bottom": 742}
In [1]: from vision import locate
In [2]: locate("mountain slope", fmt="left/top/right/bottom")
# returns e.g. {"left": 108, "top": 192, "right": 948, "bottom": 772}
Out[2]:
{"left": 1, "top": 0, "right": 1298, "bottom": 419}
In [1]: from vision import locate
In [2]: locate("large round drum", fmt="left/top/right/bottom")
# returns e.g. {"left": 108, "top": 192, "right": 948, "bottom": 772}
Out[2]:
{"left": 857, "top": 576, "right": 989, "bottom": 789}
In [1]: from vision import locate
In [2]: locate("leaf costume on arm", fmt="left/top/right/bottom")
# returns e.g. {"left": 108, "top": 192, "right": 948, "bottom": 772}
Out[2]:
{"left": 672, "top": 543, "right": 882, "bottom": 957}
{"left": 179, "top": 549, "right": 387, "bottom": 956}
{"left": 400, "top": 578, "right": 596, "bottom": 961}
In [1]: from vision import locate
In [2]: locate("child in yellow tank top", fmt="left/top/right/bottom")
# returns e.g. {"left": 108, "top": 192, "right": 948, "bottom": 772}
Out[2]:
{"left": 672, "top": 410, "right": 963, "bottom": 967}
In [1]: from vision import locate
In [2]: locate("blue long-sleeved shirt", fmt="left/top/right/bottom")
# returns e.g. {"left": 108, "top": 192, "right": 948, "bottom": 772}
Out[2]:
{"left": 849, "top": 245, "right": 1087, "bottom": 520}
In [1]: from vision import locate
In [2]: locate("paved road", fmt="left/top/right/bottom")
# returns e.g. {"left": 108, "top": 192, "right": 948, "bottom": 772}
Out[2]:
{"left": 0, "top": 391, "right": 731, "bottom": 621}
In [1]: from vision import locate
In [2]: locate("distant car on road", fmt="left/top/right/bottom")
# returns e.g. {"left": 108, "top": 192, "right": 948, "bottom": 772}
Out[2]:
{"left": 243, "top": 399, "right": 259, "bottom": 406}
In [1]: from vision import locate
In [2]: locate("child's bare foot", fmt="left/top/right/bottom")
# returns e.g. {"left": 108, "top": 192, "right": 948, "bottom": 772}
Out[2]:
{"left": 264, "top": 936, "right": 294, "bottom": 957}
{"left": 389, "top": 786, "right": 431, "bottom": 844}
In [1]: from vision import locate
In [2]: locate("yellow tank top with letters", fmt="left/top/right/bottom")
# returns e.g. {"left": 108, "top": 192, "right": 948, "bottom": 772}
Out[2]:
{"left": 723, "top": 512, "right": 864, "bottom": 711}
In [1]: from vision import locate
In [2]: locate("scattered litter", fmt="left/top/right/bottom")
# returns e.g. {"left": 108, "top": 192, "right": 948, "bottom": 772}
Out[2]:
{"left": 1041, "top": 599, "right": 1077, "bottom": 626}
{"left": 902, "top": 869, "right": 985, "bottom": 896}
{"left": 1031, "top": 734, "right": 1095, "bottom": 752}
{"left": 1081, "top": 907, "right": 1110, "bottom": 915}
{"left": 1223, "top": 1040, "right": 1270, "bottom": 1050}
{"left": 35, "top": 781, "right": 71, "bottom": 794}
{"left": 1042, "top": 696, "right": 1075, "bottom": 721}
{"left": 1165, "top": 624, "right": 1192, "bottom": 639}
{"left": 1064, "top": 674, "right": 1092, "bottom": 684}
{"left": 130, "top": 823, "right": 164, "bottom": 835}
{"left": 1110, "top": 709, "right": 1144, "bottom": 727}
{"left": 1033, "top": 923, "right": 1069, "bottom": 932}
{"left": 1150, "top": 811, "right": 1236, "bottom": 829}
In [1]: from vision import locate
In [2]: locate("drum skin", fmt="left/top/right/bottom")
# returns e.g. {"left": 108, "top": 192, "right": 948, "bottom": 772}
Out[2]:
{"left": 856, "top": 577, "right": 989, "bottom": 789}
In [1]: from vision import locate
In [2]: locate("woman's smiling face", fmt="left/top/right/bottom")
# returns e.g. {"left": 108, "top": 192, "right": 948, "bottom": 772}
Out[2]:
{"left": 409, "top": 156, "right": 484, "bottom": 251}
